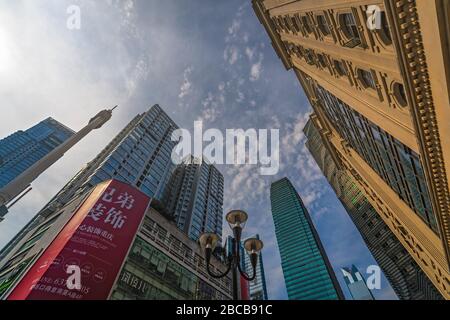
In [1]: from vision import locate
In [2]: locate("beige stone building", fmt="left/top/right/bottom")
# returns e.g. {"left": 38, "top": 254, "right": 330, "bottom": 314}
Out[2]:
{"left": 253, "top": 0, "right": 450, "bottom": 299}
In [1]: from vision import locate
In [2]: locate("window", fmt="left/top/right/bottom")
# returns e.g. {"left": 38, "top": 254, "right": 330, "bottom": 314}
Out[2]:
{"left": 339, "top": 13, "right": 360, "bottom": 40}
{"left": 283, "top": 16, "right": 292, "bottom": 32}
{"left": 304, "top": 49, "right": 315, "bottom": 65}
{"left": 317, "top": 54, "right": 327, "bottom": 68}
{"left": 377, "top": 12, "right": 392, "bottom": 45}
{"left": 358, "top": 69, "right": 377, "bottom": 89}
{"left": 333, "top": 60, "right": 347, "bottom": 76}
{"left": 272, "top": 17, "right": 282, "bottom": 32}
{"left": 284, "top": 42, "right": 295, "bottom": 55}
{"left": 290, "top": 15, "right": 301, "bottom": 33}
{"left": 301, "top": 16, "right": 312, "bottom": 34}
{"left": 393, "top": 82, "right": 408, "bottom": 107}
{"left": 294, "top": 45, "right": 304, "bottom": 58}
{"left": 317, "top": 15, "right": 330, "bottom": 36}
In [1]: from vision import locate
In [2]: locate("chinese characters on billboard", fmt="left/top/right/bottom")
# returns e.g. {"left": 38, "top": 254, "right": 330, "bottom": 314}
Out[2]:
{"left": 7, "top": 179, "right": 151, "bottom": 300}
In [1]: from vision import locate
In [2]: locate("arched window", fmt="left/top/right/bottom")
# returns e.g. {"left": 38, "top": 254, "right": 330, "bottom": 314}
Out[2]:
{"left": 317, "top": 15, "right": 330, "bottom": 36}
{"left": 339, "top": 13, "right": 360, "bottom": 41}
{"left": 393, "top": 82, "right": 408, "bottom": 107}
{"left": 358, "top": 69, "right": 376, "bottom": 89}
{"left": 334, "top": 60, "right": 347, "bottom": 76}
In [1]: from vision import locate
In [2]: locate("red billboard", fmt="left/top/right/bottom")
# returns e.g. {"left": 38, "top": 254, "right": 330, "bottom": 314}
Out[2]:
{"left": 7, "top": 179, "right": 150, "bottom": 300}
{"left": 240, "top": 275, "right": 250, "bottom": 300}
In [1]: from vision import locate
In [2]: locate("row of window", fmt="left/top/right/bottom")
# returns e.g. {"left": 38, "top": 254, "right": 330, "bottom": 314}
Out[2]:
{"left": 287, "top": 43, "right": 409, "bottom": 108}
{"left": 316, "top": 86, "right": 438, "bottom": 233}
{"left": 112, "top": 237, "right": 228, "bottom": 300}
{"left": 273, "top": 9, "right": 392, "bottom": 49}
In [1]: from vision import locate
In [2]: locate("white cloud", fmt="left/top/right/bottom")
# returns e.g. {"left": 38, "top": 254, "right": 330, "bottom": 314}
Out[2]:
{"left": 228, "top": 19, "right": 240, "bottom": 36}
{"left": 250, "top": 62, "right": 262, "bottom": 81}
{"left": 224, "top": 45, "right": 239, "bottom": 65}
{"left": 245, "top": 47, "right": 255, "bottom": 60}
{"left": 249, "top": 53, "right": 264, "bottom": 82}
{"left": 178, "top": 66, "right": 194, "bottom": 99}
{"left": 196, "top": 91, "right": 225, "bottom": 123}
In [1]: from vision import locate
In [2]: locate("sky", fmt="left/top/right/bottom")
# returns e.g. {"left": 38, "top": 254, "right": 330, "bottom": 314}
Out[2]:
{"left": 0, "top": 0, "right": 397, "bottom": 300}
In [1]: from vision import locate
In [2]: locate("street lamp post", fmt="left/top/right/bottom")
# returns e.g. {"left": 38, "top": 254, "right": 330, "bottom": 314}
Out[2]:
{"left": 199, "top": 210, "right": 264, "bottom": 300}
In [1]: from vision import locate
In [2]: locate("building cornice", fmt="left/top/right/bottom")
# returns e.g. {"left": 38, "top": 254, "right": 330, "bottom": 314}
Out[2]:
{"left": 252, "top": 0, "right": 293, "bottom": 70}
{"left": 384, "top": 0, "right": 450, "bottom": 270}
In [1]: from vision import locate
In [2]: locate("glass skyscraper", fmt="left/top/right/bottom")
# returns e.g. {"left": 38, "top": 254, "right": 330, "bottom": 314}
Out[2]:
{"left": 243, "top": 234, "right": 268, "bottom": 300}
{"left": 0, "top": 105, "right": 179, "bottom": 262}
{"left": 162, "top": 155, "right": 223, "bottom": 242}
{"left": 270, "top": 177, "right": 344, "bottom": 300}
{"left": 0, "top": 118, "right": 74, "bottom": 189}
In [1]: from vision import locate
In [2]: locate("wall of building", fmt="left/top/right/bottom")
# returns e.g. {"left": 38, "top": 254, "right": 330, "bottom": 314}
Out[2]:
{"left": 253, "top": 0, "right": 450, "bottom": 298}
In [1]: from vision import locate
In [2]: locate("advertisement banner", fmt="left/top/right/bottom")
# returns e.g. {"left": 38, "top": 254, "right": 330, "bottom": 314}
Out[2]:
{"left": 240, "top": 275, "right": 250, "bottom": 300}
{"left": 7, "top": 179, "right": 150, "bottom": 300}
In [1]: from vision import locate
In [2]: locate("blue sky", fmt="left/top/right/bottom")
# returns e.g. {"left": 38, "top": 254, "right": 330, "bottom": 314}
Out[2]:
{"left": 0, "top": 0, "right": 397, "bottom": 299}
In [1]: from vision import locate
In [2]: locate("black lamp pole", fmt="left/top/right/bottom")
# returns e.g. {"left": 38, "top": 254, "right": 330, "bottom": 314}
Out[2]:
{"left": 199, "top": 210, "right": 264, "bottom": 300}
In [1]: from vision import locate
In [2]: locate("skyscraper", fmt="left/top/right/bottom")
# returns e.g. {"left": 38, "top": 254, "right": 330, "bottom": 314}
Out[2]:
{"left": 253, "top": 0, "right": 450, "bottom": 299}
{"left": 270, "top": 177, "right": 344, "bottom": 300}
{"left": 304, "top": 118, "right": 443, "bottom": 300}
{"left": 0, "top": 118, "right": 74, "bottom": 189}
{"left": 342, "top": 265, "right": 375, "bottom": 300}
{"left": 162, "top": 155, "right": 224, "bottom": 242}
{"left": 0, "top": 104, "right": 179, "bottom": 263}
{"left": 243, "top": 234, "right": 269, "bottom": 300}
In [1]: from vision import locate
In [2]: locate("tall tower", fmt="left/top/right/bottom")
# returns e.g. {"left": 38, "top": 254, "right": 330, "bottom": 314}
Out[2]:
{"left": 304, "top": 118, "right": 443, "bottom": 299}
{"left": 253, "top": 0, "right": 450, "bottom": 299}
{"left": 162, "top": 155, "right": 224, "bottom": 242}
{"left": 0, "top": 105, "right": 178, "bottom": 263}
{"left": 342, "top": 265, "right": 375, "bottom": 300}
{"left": 243, "top": 234, "right": 269, "bottom": 300}
{"left": 270, "top": 177, "right": 344, "bottom": 300}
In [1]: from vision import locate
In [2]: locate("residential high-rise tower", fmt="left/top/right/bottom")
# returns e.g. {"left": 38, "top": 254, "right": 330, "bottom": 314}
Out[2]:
{"left": 162, "top": 155, "right": 224, "bottom": 242}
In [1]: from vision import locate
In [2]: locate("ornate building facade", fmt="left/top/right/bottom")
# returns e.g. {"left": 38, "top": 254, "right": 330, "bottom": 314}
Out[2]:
{"left": 304, "top": 118, "right": 443, "bottom": 299}
{"left": 253, "top": 0, "right": 450, "bottom": 298}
